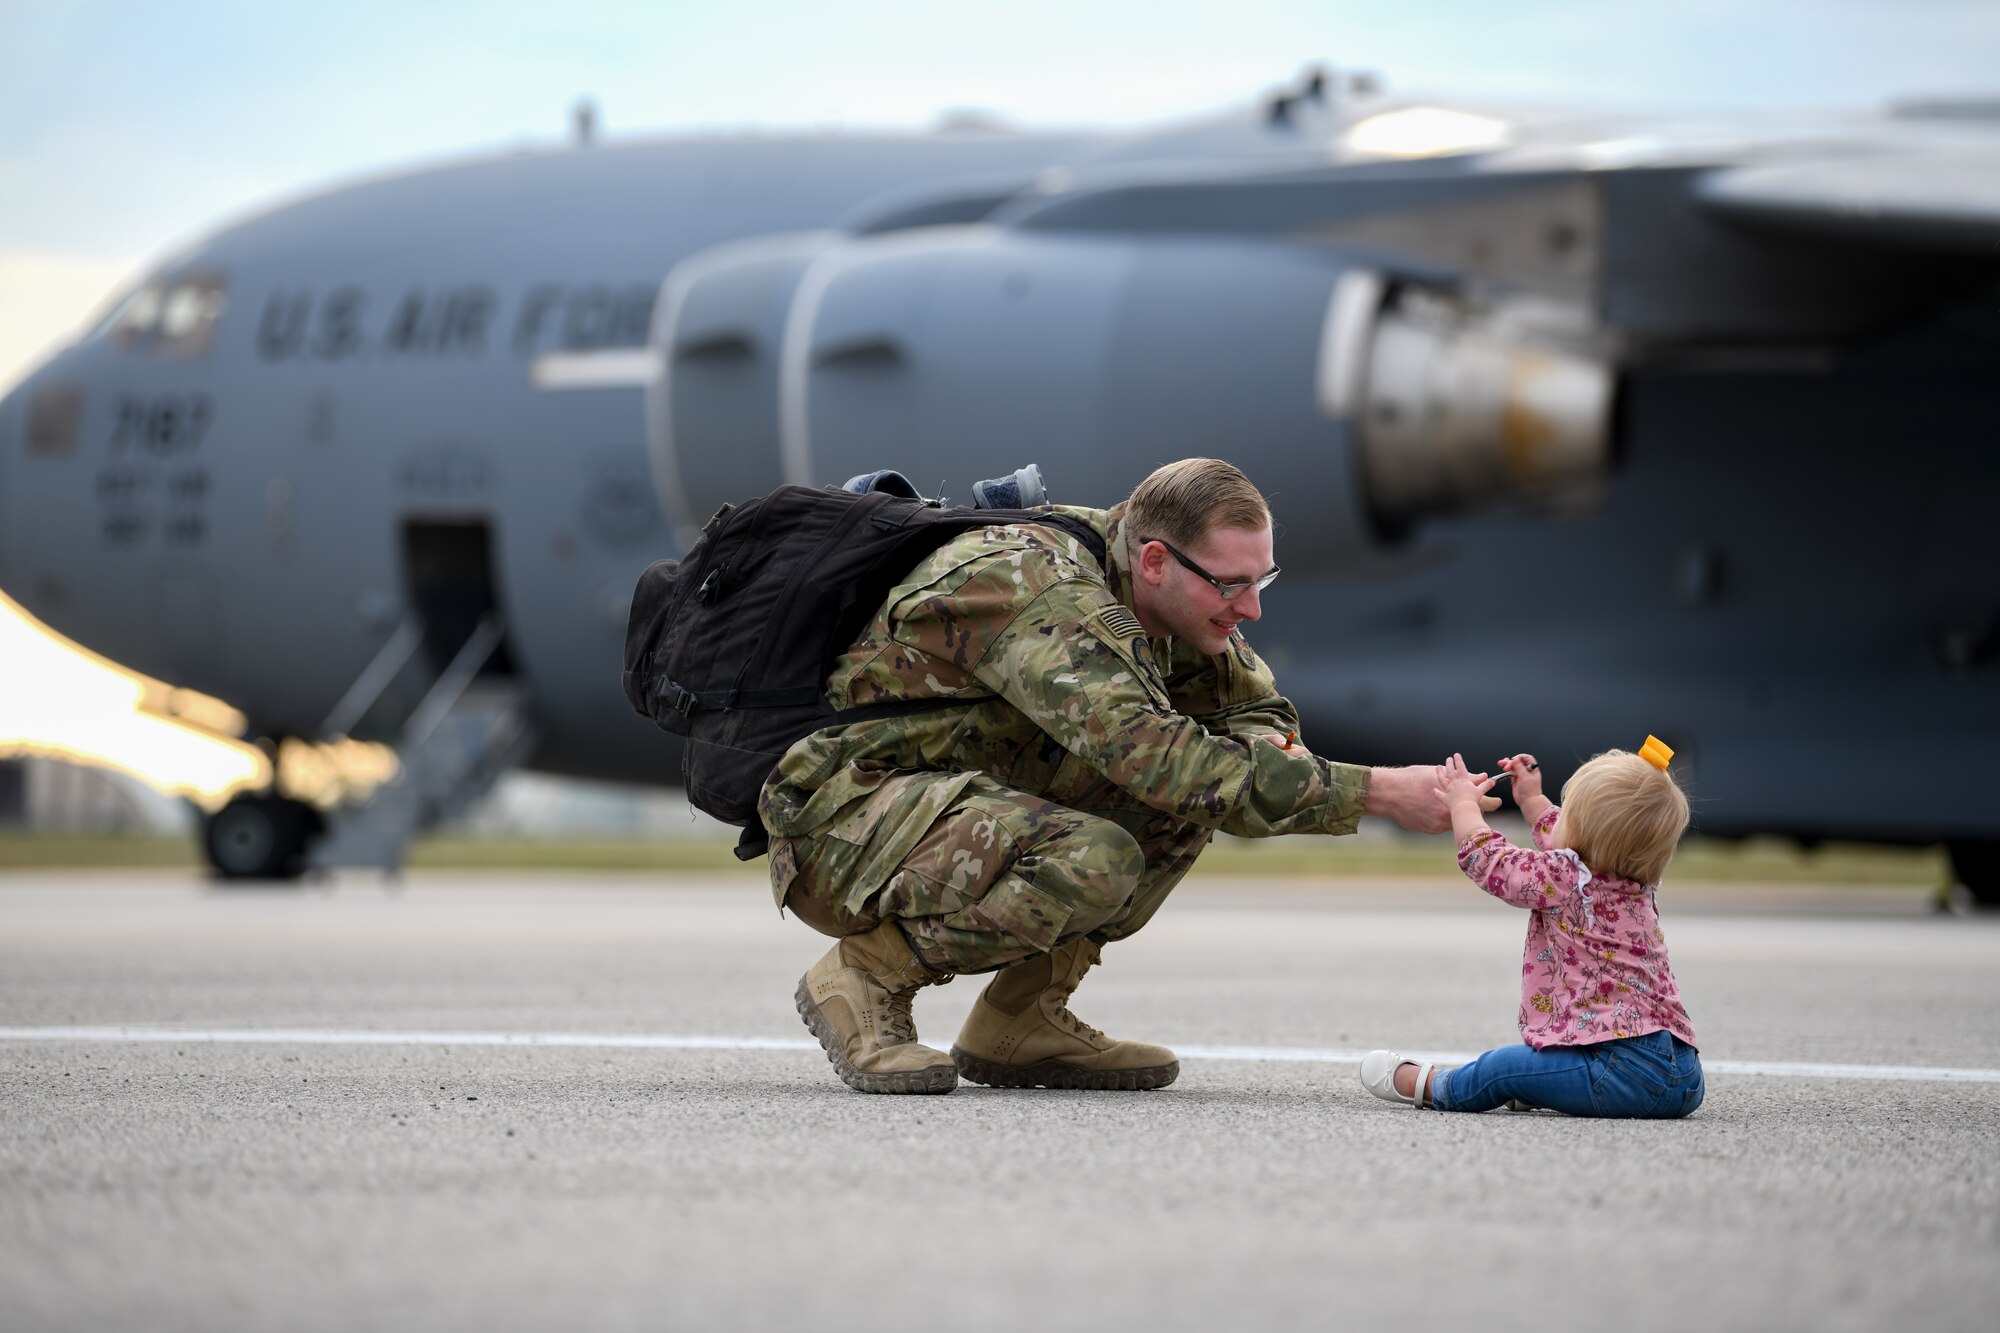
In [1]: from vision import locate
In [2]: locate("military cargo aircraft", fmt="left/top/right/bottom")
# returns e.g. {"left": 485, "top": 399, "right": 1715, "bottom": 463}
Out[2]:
{"left": 2, "top": 70, "right": 1995, "bottom": 898}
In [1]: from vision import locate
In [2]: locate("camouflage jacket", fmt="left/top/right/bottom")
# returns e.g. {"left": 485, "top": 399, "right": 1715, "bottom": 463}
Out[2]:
{"left": 758, "top": 503, "right": 1371, "bottom": 906}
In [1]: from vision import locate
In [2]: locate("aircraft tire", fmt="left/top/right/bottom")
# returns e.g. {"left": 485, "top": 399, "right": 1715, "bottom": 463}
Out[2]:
{"left": 1947, "top": 842, "right": 2000, "bottom": 910}
{"left": 203, "top": 795, "right": 321, "bottom": 881}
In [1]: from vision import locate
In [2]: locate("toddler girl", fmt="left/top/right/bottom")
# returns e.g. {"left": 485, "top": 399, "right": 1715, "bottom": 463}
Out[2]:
{"left": 1360, "top": 744, "right": 1703, "bottom": 1117}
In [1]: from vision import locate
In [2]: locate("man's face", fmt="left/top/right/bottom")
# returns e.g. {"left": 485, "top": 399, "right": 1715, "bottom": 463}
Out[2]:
{"left": 1129, "top": 523, "right": 1275, "bottom": 655}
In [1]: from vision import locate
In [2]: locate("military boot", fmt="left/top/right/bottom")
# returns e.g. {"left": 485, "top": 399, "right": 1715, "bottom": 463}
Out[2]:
{"left": 795, "top": 921, "right": 958, "bottom": 1094}
{"left": 951, "top": 938, "right": 1179, "bottom": 1090}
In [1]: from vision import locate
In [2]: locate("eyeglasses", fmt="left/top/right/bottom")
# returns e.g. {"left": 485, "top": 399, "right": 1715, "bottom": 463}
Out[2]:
{"left": 1138, "top": 537, "right": 1280, "bottom": 601}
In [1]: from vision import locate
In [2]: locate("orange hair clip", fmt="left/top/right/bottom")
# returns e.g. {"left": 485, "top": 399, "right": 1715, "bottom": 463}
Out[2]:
{"left": 1638, "top": 735, "right": 1674, "bottom": 771}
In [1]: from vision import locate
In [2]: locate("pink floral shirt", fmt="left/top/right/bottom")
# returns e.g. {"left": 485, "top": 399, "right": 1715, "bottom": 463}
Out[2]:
{"left": 1457, "top": 807, "right": 1697, "bottom": 1052}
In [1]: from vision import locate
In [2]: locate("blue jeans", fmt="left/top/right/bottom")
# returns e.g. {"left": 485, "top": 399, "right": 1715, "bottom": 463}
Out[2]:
{"left": 1430, "top": 1030, "right": 1704, "bottom": 1117}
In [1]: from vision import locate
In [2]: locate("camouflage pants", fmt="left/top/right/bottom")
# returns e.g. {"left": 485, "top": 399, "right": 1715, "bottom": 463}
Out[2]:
{"left": 774, "top": 771, "right": 1213, "bottom": 975}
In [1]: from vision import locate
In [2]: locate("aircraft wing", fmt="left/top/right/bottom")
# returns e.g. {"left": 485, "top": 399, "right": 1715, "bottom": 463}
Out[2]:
{"left": 1695, "top": 148, "right": 2000, "bottom": 254}
{"left": 997, "top": 159, "right": 1543, "bottom": 239}
{"left": 1004, "top": 143, "right": 2000, "bottom": 258}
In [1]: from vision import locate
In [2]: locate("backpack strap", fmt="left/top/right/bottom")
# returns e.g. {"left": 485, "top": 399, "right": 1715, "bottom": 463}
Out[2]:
{"left": 651, "top": 680, "right": 824, "bottom": 720}
{"left": 867, "top": 500, "right": 1110, "bottom": 575}
{"left": 654, "top": 677, "right": 990, "bottom": 725}
{"left": 1035, "top": 513, "right": 1110, "bottom": 571}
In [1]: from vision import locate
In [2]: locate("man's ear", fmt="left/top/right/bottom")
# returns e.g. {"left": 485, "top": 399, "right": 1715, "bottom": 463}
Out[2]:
{"left": 1135, "top": 539, "right": 1169, "bottom": 587}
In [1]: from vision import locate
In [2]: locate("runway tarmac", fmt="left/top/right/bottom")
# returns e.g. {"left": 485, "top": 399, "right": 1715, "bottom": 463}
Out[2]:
{"left": 3, "top": 868, "right": 1996, "bottom": 1332}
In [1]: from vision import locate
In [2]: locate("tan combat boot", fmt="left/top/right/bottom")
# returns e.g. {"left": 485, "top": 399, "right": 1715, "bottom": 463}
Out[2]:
{"left": 951, "top": 938, "right": 1179, "bottom": 1090}
{"left": 795, "top": 921, "right": 958, "bottom": 1094}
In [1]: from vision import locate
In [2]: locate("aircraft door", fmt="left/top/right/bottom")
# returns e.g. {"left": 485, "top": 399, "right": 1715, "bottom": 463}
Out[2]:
{"left": 400, "top": 518, "right": 517, "bottom": 678}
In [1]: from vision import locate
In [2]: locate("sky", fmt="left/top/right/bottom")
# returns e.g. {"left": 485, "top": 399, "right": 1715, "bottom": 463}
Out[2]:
{"left": 5, "top": 0, "right": 2000, "bottom": 390}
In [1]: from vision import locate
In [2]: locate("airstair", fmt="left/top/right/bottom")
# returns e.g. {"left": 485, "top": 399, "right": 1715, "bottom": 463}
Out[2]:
{"left": 307, "top": 613, "right": 536, "bottom": 874}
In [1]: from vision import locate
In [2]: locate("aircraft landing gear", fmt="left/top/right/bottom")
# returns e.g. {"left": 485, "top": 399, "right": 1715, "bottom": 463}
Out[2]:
{"left": 203, "top": 794, "right": 325, "bottom": 881}
{"left": 1948, "top": 842, "right": 2000, "bottom": 910}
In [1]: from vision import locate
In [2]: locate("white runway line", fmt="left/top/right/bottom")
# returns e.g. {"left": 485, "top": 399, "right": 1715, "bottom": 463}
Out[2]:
{"left": 3, "top": 1026, "right": 1999, "bottom": 1084}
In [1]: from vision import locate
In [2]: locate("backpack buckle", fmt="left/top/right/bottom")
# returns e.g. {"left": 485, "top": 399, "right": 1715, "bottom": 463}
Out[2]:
{"left": 659, "top": 679, "right": 698, "bottom": 717}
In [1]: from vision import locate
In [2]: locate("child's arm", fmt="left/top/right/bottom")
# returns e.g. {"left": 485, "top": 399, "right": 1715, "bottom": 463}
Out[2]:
{"left": 1495, "top": 753, "right": 1556, "bottom": 847}
{"left": 1457, "top": 828, "right": 1588, "bottom": 910}
{"left": 1440, "top": 755, "right": 1585, "bottom": 909}
{"left": 1526, "top": 804, "right": 1561, "bottom": 850}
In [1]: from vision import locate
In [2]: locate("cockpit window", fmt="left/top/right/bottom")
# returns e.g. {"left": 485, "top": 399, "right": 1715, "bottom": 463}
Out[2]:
{"left": 108, "top": 271, "right": 228, "bottom": 357}
{"left": 107, "top": 285, "right": 162, "bottom": 341}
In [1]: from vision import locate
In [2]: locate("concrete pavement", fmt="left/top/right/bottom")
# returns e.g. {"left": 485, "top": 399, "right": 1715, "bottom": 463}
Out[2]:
{"left": 2, "top": 869, "right": 1995, "bottom": 1331}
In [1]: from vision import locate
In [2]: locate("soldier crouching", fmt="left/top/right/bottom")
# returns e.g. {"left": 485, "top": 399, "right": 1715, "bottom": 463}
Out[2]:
{"left": 761, "top": 458, "right": 1474, "bottom": 1093}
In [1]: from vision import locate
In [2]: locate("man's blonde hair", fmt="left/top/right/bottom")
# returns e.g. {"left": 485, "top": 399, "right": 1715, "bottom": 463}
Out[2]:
{"left": 1123, "top": 458, "right": 1271, "bottom": 549}
{"left": 1559, "top": 749, "right": 1690, "bottom": 886}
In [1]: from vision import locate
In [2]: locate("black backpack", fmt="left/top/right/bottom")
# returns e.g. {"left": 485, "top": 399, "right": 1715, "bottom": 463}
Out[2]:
{"left": 622, "top": 485, "right": 1106, "bottom": 855}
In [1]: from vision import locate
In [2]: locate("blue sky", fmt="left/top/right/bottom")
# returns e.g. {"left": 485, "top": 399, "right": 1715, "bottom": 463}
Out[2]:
{"left": 3, "top": 0, "right": 1998, "bottom": 385}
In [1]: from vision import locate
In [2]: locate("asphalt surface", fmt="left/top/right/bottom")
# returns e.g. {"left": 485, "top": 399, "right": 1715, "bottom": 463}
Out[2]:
{"left": 3, "top": 869, "right": 1996, "bottom": 1332}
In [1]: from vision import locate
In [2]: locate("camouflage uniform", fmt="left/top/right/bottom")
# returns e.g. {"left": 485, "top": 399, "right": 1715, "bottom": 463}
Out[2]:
{"left": 759, "top": 502, "right": 1370, "bottom": 975}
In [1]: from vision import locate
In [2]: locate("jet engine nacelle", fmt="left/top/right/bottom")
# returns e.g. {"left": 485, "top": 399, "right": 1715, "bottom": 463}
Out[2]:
{"left": 644, "top": 230, "right": 842, "bottom": 542}
{"left": 647, "top": 225, "right": 1613, "bottom": 570}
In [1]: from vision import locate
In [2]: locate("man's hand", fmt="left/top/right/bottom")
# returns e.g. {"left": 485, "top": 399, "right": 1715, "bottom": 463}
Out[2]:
{"left": 1366, "top": 762, "right": 1499, "bottom": 834}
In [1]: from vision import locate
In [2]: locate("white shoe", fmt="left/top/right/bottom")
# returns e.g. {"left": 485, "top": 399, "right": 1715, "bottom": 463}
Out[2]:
{"left": 1360, "top": 1049, "right": 1437, "bottom": 1108}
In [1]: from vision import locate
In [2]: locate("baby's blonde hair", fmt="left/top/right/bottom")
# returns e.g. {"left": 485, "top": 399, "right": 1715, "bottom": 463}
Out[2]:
{"left": 1559, "top": 749, "right": 1690, "bottom": 885}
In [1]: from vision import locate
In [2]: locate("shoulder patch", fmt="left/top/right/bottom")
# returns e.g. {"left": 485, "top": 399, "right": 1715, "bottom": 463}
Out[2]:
{"left": 1092, "top": 604, "right": 1145, "bottom": 641}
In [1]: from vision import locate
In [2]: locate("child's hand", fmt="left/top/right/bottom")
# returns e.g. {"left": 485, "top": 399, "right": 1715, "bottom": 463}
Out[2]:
{"left": 1430, "top": 753, "right": 1497, "bottom": 813}
{"left": 1495, "top": 753, "right": 1543, "bottom": 801}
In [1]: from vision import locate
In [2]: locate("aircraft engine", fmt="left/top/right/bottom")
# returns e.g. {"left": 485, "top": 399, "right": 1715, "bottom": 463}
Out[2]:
{"left": 647, "top": 226, "right": 1614, "bottom": 569}
{"left": 643, "top": 231, "right": 843, "bottom": 541}
{"left": 1319, "top": 271, "right": 1614, "bottom": 534}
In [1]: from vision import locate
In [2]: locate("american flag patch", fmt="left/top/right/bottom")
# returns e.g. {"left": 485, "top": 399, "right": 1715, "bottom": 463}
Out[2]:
{"left": 1093, "top": 604, "right": 1145, "bottom": 641}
